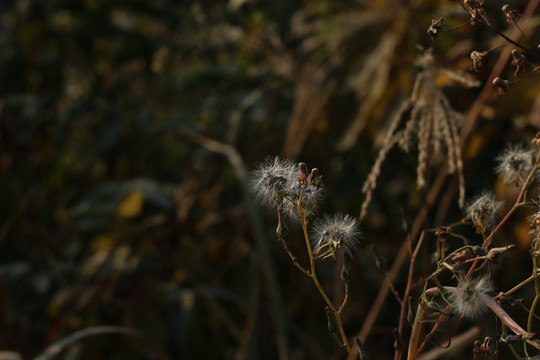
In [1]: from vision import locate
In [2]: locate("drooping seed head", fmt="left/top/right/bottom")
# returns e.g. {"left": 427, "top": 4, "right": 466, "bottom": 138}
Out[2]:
{"left": 249, "top": 156, "right": 296, "bottom": 208}
{"left": 465, "top": 192, "right": 503, "bottom": 233}
{"left": 495, "top": 144, "right": 534, "bottom": 185}
{"left": 250, "top": 157, "right": 325, "bottom": 219}
{"left": 449, "top": 276, "right": 493, "bottom": 319}
{"left": 312, "top": 214, "right": 361, "bottom": 259}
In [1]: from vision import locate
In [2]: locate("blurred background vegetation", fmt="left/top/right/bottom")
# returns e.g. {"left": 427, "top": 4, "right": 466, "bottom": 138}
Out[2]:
{"left": 1, "top": 0, "right": 540, "bottom": 359}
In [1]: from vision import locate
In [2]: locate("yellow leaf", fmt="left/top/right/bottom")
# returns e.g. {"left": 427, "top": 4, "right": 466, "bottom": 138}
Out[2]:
{"left": 117, "top": 189, "right": 144, "bottom": 218}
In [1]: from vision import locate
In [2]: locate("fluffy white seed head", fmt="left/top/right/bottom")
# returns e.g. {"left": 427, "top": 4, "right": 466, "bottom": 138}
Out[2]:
{"left": 311, "top": 214, "right": 361, "bottom": 257}
{"left": 449, "top": 277, "right": 493, "bottom": 319}
{"left": 495, "top": 144, "right": 534, "bottom": 185}
{"left": 465, "top": 192, "right": 503, "bottom": 233}
{"left": 249, "top": 156, "right": 296, "bottom": 208}
{"left": 249, "top": 157, "right": 325, "bottom": 219}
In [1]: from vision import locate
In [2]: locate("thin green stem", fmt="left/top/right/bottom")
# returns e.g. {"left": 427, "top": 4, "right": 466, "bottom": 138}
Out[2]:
{"left": 282, "top": 246, "right": 311, "bottom": 276}
{"left": 339, "top": 285, "right": 350, "bottom": 314}
{"left": 407, "top": 303, "right": 427, "bottom": 360}
{"left": 466, "top": 150, "right": 540, "bottom": 279}
{"left": 385, "top": 272, "right": 402, "bottom": 304}
{"left": 528, "top": 242, "right": 540, "bottom": 335}
{"left": 298, "top": 209, "right": 352, "bottom": 354}
{"left": 396, "top": 230, "right": 427, "bottom": 360}
{"left": 506, "top": 272, "right": 540, "bottom": 296}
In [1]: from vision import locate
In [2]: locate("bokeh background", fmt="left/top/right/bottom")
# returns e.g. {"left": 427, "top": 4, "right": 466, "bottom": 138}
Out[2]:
{"left": 1, "top": 0, "right": 540, "bottom": 359}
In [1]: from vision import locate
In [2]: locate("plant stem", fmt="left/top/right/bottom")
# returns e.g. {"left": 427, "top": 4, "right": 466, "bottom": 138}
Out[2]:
{"left": 528, "top": 242, "right": 540, "bottom": 334}
{"left": 298, "top": 208, "right": 352, "bottom": 354}
{"left": 395, "top": 230, "right": 427, "bottom": 360}
{"left": 407, "top": 303, "right": 426, "bottom": 360}
{"left": 466, "top": 150, "right": 540, "bottom": 278}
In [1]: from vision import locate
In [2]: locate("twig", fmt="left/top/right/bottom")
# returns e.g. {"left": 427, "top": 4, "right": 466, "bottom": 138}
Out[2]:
{"left": 395, "top": 230, "right": 428, "bottom": 360}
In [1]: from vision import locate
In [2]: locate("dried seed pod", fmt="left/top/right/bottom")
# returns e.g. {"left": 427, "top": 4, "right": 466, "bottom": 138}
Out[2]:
{"left": 486, "top": 245, "right": 516, "bottom": 263}
{"left": 435, "top": 226, "right": 452, "bottom": 241}
{"left": 480, "top": 337, "right": 495, "bottom": 356}
{"left": 470, "top": 50, "right": 488, "bottom": 72}
{"left": 324, "top": 306, "right": 343, "bottom": 346}
{"left": 512, "top": 49, "right": 527, "bottom": 76}
{"left": 341, "top": 255, "right": 352, "bottom": 285}
{"left": 502, "top": 4, "right": 521, "bottom": 23}
{"left": 511, "top": 49, "right": 527, "bottom": 76}
{"left": 533, "top": 131, "right": 540, "bottom": 146}
{"left": 309, "top": 167, "right": 325, "bottom": 188}
{"left": 464, "top": 0, "right": 489, "bottom": 25}
{"left": 297, "top": 162, "right": 308, "bottom": 182}
{"left": 493, "top": 77, "right": 510, "bottom": 95}
{"left": 275, "top": 209, "right": 289, "bottom": 241}
{"left": 450, "top": 247, "right": 476, "bottom": 265}
{"left": 472, "top": 339, "right": 482, "bottom": 359}
{"left": 427, "top": 17, "right": 445, "bottom": 41}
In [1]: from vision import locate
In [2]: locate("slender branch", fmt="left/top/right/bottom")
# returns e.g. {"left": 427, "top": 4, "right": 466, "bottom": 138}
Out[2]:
{"left": 460, "top": 0, "right": 539, "bottom": 144}
{"left": 407, "top": 302, "right": 427, "bottom": 360}
{"left": 395, "top": 230, "right": 428, "bottom": 360}
{"left": 528, "top": 241, "right": 540, "bottom": 334}
{"left": 298, "top": 208, "right": 352, "bottom": 354}
{"left": 506, "top": 271, "right": 540, "bottom": 295}
{"left": 355, "top": 167, "right": 448, "bottom": 346}
{"left": 338, "top": 285, "right": 350, "bottom": 314}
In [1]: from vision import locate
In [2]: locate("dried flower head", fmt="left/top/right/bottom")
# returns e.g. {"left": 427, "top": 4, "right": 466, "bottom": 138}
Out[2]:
{"left": 250, "top": 156, "right": 296, "bottom": 206}
{"left": 495, "top": 144, "right": 534, "bottom": 185}
{"left": 449, "top": 276, "right": 493, "bottom": 319}
{"left": 466, "top": 192, "right": 503, "bottom": 233}
{"left": 285, "top": 173, "right": 325, "bottom": 218}
{"left": 493, "top": 77, "right": 510, "bottom": 95}
{"left": 470, "top": 50, "right": 488, "bottom": 72}
{"left": 250, "top": 157, "right": 325, "bottom": 219}
{"left": 502, "top": 4, "right": 521, "bottom": 23}
{"left": 511, "top": 49, "right": 527, "bottom": 76}
{"left": 464, "top": 0, "right": 492, "bottom": 26}
{"left": 427, "top": 17, "right": 445, "bottom": 41}
{"left": 312, "top": 214, "right": 361, "bottom": 259}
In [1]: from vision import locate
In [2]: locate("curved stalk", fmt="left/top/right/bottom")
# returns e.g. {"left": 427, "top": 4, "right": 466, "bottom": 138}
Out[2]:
{"left": 298, "top": 208, "right": 352, "bottom": 354}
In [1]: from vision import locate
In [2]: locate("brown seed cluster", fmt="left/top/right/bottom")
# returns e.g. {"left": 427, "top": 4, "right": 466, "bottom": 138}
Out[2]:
{"left": 361, "top": 50, "right": 469, "bottom": 219}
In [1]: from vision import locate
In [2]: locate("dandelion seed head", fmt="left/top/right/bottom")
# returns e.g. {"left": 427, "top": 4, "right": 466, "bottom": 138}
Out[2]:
{"left": 449, "top": 276, "right": 492, "bottom": 319}
{"left": 249, "top": 157, "right": 325, "bottom": 219}
{"left": 312, "top": 214, "right": 361, "bottom": 258}
{"left": 249, "top": 156, "right": 296, "bottom": 208}
{"left": 495, "top": 144, "right": 533, "bottom": 185}
{"left": 465, "top": 192, "right": 503, "bottom": 233}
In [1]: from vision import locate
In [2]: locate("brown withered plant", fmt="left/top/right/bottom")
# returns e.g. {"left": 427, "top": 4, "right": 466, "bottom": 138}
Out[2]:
{"left": 360, "top": 49, "right": 475, "bottom": 220}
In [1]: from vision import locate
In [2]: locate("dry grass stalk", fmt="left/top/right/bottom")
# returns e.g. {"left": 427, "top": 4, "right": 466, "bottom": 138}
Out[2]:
{"left": 360, "top": 50, "right": 471, "bottom": 219}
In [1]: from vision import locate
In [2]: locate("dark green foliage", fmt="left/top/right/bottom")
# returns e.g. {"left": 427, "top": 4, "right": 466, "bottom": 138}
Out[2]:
{"left": 1, "top": 0, "right": 540, "bottom": 359}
